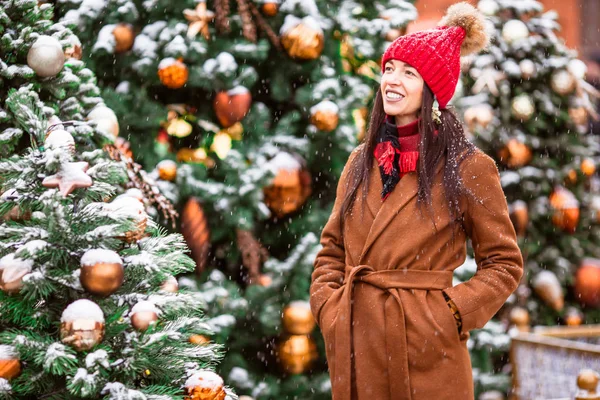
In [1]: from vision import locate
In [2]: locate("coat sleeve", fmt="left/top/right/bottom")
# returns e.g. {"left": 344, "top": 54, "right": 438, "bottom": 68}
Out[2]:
{"left": 310, "top": 144, "right": 363, "bottom": 327}
{"left": 443, "top": 151, "right": 524, "bottom": 333}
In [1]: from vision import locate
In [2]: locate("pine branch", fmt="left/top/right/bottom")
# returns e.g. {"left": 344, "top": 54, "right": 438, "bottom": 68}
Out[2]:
{"left": 248, "top": 0, "right": 281, "bottom": 50}
{"left": 214, "top": 0, "right": 231, "bottom": 34}
{"left": 235, "top": 0, "right": 256, "bottom": 42}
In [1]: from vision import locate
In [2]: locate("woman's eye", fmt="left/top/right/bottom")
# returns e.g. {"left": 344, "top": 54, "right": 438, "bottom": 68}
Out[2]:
{"left": 406, "top": 70, "right": 415, "bottom": 76}
{"left": 385, "top": 66, "right": 393, "bottom": 72}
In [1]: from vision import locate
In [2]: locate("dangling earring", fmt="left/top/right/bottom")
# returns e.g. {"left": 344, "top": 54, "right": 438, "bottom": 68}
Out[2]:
{"left": 432, "top": 99, "right": 442, "bottom": 125}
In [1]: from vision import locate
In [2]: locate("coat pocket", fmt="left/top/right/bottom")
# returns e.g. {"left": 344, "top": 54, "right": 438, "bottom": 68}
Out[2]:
{"left": 431, "top": 290, "right": 461, "bottom": 343}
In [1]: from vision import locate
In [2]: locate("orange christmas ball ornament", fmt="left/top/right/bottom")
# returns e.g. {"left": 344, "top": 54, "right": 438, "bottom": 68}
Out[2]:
{"left": 113, "top": 23, "right": 135, "bottom": 53}
{"left": 549, "top": 186, "right": 580, "bottom": 233}
{"left": 581, "top": 158, "right": 596, "bottom": 176}
{"left": 0, "top": 346, "right": 21, "bottom": 380}
{"left": 575, "top": 259, "right": 600, "bottom": 308}
{"left": 79, "top": 249, "right": 124, "bottom": 297}
{"left": 184, "top": 370, "right": 226, "bottom": 400}
{"left": 213, "top": 87, "right": 252, "bottom": 128}
{"left": 158, "top": 58, "right": 189, "bottom": 89}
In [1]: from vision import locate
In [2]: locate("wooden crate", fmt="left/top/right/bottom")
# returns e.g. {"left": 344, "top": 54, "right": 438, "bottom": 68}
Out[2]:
{"left": 510, "top": 325, "right": 600, "bottom": 400}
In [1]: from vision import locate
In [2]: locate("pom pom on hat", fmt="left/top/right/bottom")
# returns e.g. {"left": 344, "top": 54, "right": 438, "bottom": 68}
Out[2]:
{"left": 381, "top": 1, "right": 489, "bottom": 109}
{"left": 438, "top": 2, "right": 489, "bottom": 56}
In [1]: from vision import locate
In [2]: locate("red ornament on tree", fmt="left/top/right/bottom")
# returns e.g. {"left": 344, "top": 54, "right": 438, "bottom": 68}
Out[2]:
{"left": 575, "top": 258, "right": 600, "bottom": 308}
{"left": 213, "top": 86, "right": 252, "bottom": 128}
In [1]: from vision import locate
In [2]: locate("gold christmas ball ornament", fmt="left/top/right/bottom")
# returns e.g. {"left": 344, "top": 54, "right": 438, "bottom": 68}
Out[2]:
{"left": 564, "top": 307, "right": 584, "bottom": 326}
{"left": 282, "top": 301, "right": 315, "bottom": 335}
{"left": 0, "top": 253, "right": 33, "bottom": 294}
{"left": 532, "top": 270, "right": 564, "bottom": 311}
{"left": 60, "top": 299, "right": 105, "bottom": 351}
{"left": 497, "top": 138, "right": 532, "bottom": 168}
{"left": 280, "top": 15, "right": 324, "bottom": 61}
{"left": 509, "top": 306, "right": 530, "bottom": 332}
{"left": 519, "top": 59, "right": 536, "bottom": 79}
{"left": 310, "top": 100, "right": 339, "bottom": 132}
{"left": 511, "top": 94, "right": 535, "bottom": 121}
{"left": 113, "top": 23, "right": 135, "bottom": 53}
{"left": 160, "top": 275, "right": 179, "bottom": 293}
{"left": 463, "top": 104, "right": 494, "bottom": 131}
{"left": 277, "top": 334, "right": 318, "bottom": 374}
{"left": 569, "top": 107, "right": 589, "bottom": 127}
{"left": 157, "top": 160, "right": 178, "bottom": 181}
{"left": 110, "top": 196, "right": 148, "bottom": 243}
{"left": 27, "top": 35, "right": 65, "bottom": 78}
{"left": 189, "top": 334, "right": 210, "bottom": 345}
{"left": 158, "top": 58, "right": 189, "bottom": 89}
{"left": 263, "top": 152, "right": 312, "bottom": 218}
{"left": 502, "top": 20, "right": 529, "bottom": 43}
{"left": 0, "top": 345, "right": 21, "bottom": 380}
{"left": 184, "top": 370, "right": 227, "bottom": 400}
{"left": 210, "top": 132, "right": 233, "bottom": 159}
{"left": 262, "top": 0, "right": 278, "bottom": 17}
{"left": 509, "top": 200, "right": 529, "bottom": 237}
{"left": 167, "top": 118, "right": 193, "bottom": 138}
{"left": 213, "top": 86, "right": 252, "bottom": 128}
{"left": 45, "top": 128, "right": 75, "bottom": 155}
{"left": 550, "top": 186, "right": 580, "bottom": 233}
{"left": 550, "top": 70, "right": 576, "bottom": 95}
{"left": 130, "top": 301, "right": 159, "bottom": 332}
{"left": 581, "top": 158, "right": 596, "bottom": 176}
{"left": 577, "top": 369, "right": 600, "bottom": 392}
{"left": 87, "top": 105, "right": 119, "bottom": 137}
{"left": 575, "top": 259, "right": 600, "bottom": 308}
{"left": 79, "top": 249, "right": 124, "bottom": 297}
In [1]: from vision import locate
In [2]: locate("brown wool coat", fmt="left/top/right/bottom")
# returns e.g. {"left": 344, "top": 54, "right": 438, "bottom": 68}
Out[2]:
{"left": 309, "top": 144, "right": 524, "bottom": 400}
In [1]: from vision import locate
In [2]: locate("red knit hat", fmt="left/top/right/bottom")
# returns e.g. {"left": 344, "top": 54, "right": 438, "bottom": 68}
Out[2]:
{"left": 381, "top": 2, "right": 489, "bottom": 109}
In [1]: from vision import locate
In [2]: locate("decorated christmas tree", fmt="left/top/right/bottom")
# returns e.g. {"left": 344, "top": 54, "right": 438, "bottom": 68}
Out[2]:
{"left": 0, "top": 1, "right": 235, "bottom": 399}
{"left": 55, "top": 0, "right": 418, "bottom": 398}
{"left": 458, "top": 0, "right": 600, "bottom": 396}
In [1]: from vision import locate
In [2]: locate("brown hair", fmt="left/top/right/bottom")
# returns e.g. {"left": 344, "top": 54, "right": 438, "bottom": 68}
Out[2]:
{"left": 339, "top": 84, "right": 476, "bottom": 239}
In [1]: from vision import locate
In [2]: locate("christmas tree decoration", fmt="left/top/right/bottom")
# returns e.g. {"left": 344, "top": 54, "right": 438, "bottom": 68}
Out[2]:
{"left": 477, "top": 0, "right": 499, "bottom": 16}
{"left": 567, "top": 59, "right": 588, "bottom": 80}
{"left": 310, "top": 100, "right": 339, "bottom": 132}
{"left": 277, "top": 334, "right": 318, "bottom": 374}
{"left": 501, "top": 20, "right": 529, "bottom": 43}
{"left": 184, "top": 0, "right": 215, "bottom": 40}
{"left": 511, "top": 94, "right": 535, "bottom": 121}
{"left": 160, "top": 275, "right": 179, "bottom": 293}
{"left": 509, "top": 200, "right": 528, "bottom": 237}
{"left": 64, "top": 35, "right": 82, "bottom": 60}
{"left": 158, "top": 58, "right": 189, "bottom": 89}
{"left": 190, "top": 335, "right": 211, "bottom": 345}
{"left": 563, "top": 307, "right": 583, "bottom": 326}
{"left": 184, "top": 370, "right": 226, "bottom": 400}
{"left": 88, "top": 105, "right": 120, "bottom": 137}
{"left": 532, "top": 270, "right": 564, "bottom": 311}
{"left": 519, "top": 59, "right": 536, "bottom": 79}
{"left": 0, "top": 346, "right": 21, "bottom": 380}
{"left": 42, "top": 161, "right": 93, "bottom": 197}
{"left": 497, "top": 139, "right": 532, "bottom": 168}
{"left": 181, "top": 197, "right": 211, "bottom": 275}
{"left": 130, "top": 301, "right": 159, "bottom": 332}
{"left": 176, "top": 148, "right": 215, "bottom": 167}
{"left": 258, "top": 274, "right": 272, "bottom": 287}
{"left": 263, "top": 152, "right": 312, "bottom": 218}
{"left": 463, "top": 104, "right": 494, "bottom": 131}
{"left": 479, "top": 391, "right": 505, "bottom": 400}
{"left": 27, "top": 35, "right": 64, "bottom": 78}
{"left": 110, "top": 196, "right": 148, "bottom": 243}
{"left": 549, "top": 186, "right": 580, "bottom": 233}
{"left": 157, "top": 159, "right": 178, "bottom": 181}
{"left": 79, "top": 249, "right": 124, "bottom": 297}
{"left": 509, "top": 306, "right": 530, "bottom": 332}
{"left": 576, "top": 369, "right": 600, "bottom": 397}
{"left": 213, "top": 87, "right": 252, "bottom": 128}
{"left": 236, "top": 228, "right": 269, "bottom": 285}
{"left": 550, "top": 70, "right": 576, "bottom": 95}
{"left": 167, "top": 119, "right": 194, "bottom": 138}
{"left": 210, "top": 132, "right": 232, "bottom": 159}
{"left": 44, "top": 128, "right": 75, "bottom": 155}
{"left": 575, "top": 259, "right": 600, "bottom": 308}
{"left": 282, "top": 301, "right": 315, "bottom": 335}
{"left": 470, "top": 68, "right": 506, "bottom": 96}
{"left": 581, "top": 158, "right": 596, "bottom": 177}
{"left": 60, "top": 299, "right": 105, "bottom": 351}
{"left": 113, "top": 23, "right": 135, "bottom": 53}
{"left": 261, "top": 0, "right": 278, "bottom": 17}
{"left": 0, "top": 254, "right": 33, "bottom": 294}
{"left": 280, "top": 15, "right": 324, "bottom": 61}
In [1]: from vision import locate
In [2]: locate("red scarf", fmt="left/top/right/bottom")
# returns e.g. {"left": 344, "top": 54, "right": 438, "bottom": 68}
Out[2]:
{"left": 373, "top": 117, "right": 420, "bottom": 201}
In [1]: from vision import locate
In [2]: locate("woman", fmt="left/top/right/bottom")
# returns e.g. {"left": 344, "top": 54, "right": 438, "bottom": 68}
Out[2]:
{"left": 309, "top": 3, "right": 524, "bottom": 400}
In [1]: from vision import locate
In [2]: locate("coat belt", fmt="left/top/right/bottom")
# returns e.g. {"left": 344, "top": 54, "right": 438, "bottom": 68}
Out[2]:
{"left": 332, "top": 264, "right": 454, "bottom": 400}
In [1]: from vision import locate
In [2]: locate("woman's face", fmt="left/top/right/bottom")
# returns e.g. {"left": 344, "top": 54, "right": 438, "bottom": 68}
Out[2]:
{"left": 380, "top": 60, "right": 424, "bottom": 126}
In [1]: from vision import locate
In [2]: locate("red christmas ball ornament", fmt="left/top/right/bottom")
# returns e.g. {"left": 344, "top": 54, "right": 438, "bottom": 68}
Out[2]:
{"left": 213, "top": 86, "right": 252, "bottom": 128}
{"left": 575, "top": 258, "right": 600, "bottom": 308}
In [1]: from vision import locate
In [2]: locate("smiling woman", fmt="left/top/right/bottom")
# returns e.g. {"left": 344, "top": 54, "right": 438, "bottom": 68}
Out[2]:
{"left": 310, "top": 2, "right": 524, "bottom": 400}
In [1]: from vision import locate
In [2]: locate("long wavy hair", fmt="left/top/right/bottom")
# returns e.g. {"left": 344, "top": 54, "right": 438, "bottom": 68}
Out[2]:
{"left": 339, "top": 84, "right": 476, "bottom": 240}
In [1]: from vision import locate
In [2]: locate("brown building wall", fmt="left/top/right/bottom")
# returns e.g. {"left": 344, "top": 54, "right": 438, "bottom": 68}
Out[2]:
{"left": 410, "top": 0, "right": 586, "bottom": 56}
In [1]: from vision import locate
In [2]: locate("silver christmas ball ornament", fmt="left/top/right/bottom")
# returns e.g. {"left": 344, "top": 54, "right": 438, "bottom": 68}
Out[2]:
{"left": 511, "top": 94, "right": 535, "bottom": 121}
{"left": 502, "top": 20, "right": 529, "bottom": 43}
{"left": 567, "top": 59, "right": 587, "bottom": 80}
{"left": 27, "top": 35, "right": 65, "bottom": 78}
{"left": 550, "top": 70, "right": 576, "bottom": 95}
{"left": 519, "top": 59, "right": 536, "bottom": 79}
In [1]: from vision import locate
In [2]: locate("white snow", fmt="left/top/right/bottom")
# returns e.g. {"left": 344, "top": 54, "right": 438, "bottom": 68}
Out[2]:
{"left": 88, "top": 105, "right": 118, "bottom": 125}
{"left": 115, "top": 81, "right": 130, "bottom": 94}
{"left": 227, "top": 86, "right": 249, "bottom": 96}
{"left": 203, "top": 52, "right": 237, "bottom": 75}
{"left": 94, "top": 24, "right": 117, "bottom": 52}
{"left": 287, "top": 300, "right": 310, "bottom": 310}
{"left": 110, "top": 196, "right": 146, "bottom": 215}
{"left": 15, "top": 240, "right": 48, "bottom": 256}
{"left": 132, "top": 34, "right": 158, "bottom": 58}
{"left": 0, "top": 254, "right": 33, "bottom": 282}
{"left": 131, "top": 300, "right": 159, "bottom": 315}
{"left": 158, "top": 57, "right": 178, "bottom": 69}
{"left": 185, "top": 369, "right": 224, "bottom": 390}
{"left": 266, "top": 152, "right": 301, "bottom": 171}
{"left": 0, "top": 345, "right": 16, "bottom": 359}
{"left": 157, "top": 160, "right": 177, "bottom": 171}
{"left": 532, "top": 270, "right": 561, "bottom": 297}
{"left": 45, "top": 129, "right": 74, "bottom": 150}
{"left": 61, "top": 299, "right": 105, "bottom": 323}
{"left": 280, "top": 15, "right": 323, "bottom": 36}
{"left": 310, "top": 100, "right": 339, "bottom": 115}
{"left": 85, "top": 349, "right": 109, "bottom": 369}
{"left": 81, "top": 249, "right": 123, "bottom": 266}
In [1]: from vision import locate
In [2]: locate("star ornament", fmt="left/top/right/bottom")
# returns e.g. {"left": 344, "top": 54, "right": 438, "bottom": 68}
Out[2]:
{"left": 184, "top": 1, "right": 215, "bottom": 40}
{"left": 42, "top": 161, "right": 93, "bottom": 197}
{"left": 471, "top": 68, "right": 507, "bottom": 96}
